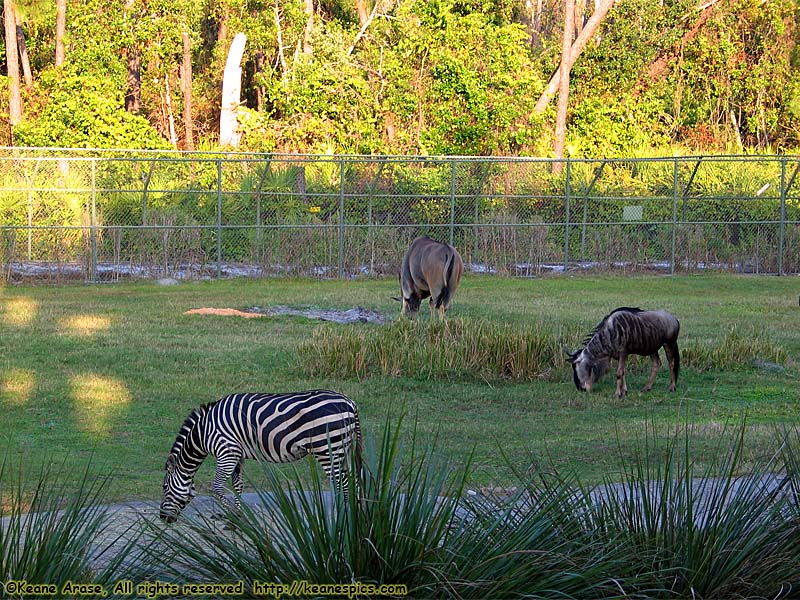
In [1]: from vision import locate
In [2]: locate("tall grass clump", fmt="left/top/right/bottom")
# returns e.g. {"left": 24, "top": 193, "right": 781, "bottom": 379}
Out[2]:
{"left": 682, "top": 324, "right": 788, "bottom": 371}
{"left": 139, "top": 422, "right": 800, "bottom": 599}
{"left": 0, "top": 458, "right": 144, "bottom": 589}
{"left": 586, "top": 426, "right": 800, "bottom": 598}
{"left": 298, "top": 318, "right": 571, "bottom": 382}
{"left": 139, "top": 418, "right": 471, "bottom": 597}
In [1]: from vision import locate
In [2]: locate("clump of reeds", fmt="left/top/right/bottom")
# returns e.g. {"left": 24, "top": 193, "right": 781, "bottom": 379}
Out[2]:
{"left": 0, "top": 458, "right": 144, "bottom": 588}
{"left": 682, "top": 324, "right": 788, "bottom": 371}
{"left": 298, "top": 318, "right": 572, "bottom": 382}
{"left": 138, "top": 421, "right": 800, "bottom": 599}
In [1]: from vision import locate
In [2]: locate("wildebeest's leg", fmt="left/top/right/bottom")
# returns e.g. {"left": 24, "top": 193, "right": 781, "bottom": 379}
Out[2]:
{"left": 616, "top": 354, "right": 628, "bottom": 398}
{"left": 642, "top": 353, "right": 661, "bottom": 392}
{"left": 663, "top": 341, "right": 679, "bottom": 391}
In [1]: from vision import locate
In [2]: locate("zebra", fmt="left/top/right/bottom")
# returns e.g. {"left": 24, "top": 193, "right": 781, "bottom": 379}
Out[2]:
{"left": 159, "top": 389, "right": 362, "bottom": 523}
{"left": 566, "top": 307, "right": 680, "bottom": 398}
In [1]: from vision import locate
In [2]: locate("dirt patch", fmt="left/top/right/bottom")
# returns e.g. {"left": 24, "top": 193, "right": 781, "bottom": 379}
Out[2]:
{"left": 184, "top": 308, "right": 266, "bottom": 318}
{"left": 185, "top": 305, "right": 385, "bottom": 324}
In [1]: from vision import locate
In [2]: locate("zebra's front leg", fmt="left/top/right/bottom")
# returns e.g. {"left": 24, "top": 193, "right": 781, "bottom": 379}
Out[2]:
{"left": 212, "top": 451, "right": 244, "bottom": 518}
{"left": 616, "top": 354, "right": 628, "bottom": 398}
{"left": 642, "top": 353, "right": 661, "bottom": 392}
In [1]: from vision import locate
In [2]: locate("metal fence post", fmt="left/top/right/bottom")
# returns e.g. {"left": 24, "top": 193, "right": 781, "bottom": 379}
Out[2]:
{"left": 338, "top": 156, "right": 345, "bottom": 279}
{"left": 90, "top": 158, "right": 97, "bottom": 282}
{"left": 450, "top": 159, "right": 456, "bottom": 245}
{"left": 564, "top": 159, "right": 571, "bottom": 272}
{"left": 779, "top": 157, "right": 786, "bottom": 276}
{"left": 216, "top": 158, "right": 222, "bottom": 279}
{"left": 671, "top": 159, "right": 678, "bottom": 275}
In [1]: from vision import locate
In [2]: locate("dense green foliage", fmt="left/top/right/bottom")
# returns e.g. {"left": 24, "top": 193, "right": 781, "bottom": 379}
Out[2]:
{"left": 2, "top": 0, "right": 799, "bottom": 154}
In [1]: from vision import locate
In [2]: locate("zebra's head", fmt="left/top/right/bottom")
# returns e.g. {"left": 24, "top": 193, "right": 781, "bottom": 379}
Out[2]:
{"left": 159, "top": 453, "right": 197, "bottom": 523}
{"left": 566, "top": 349, "right": 609, "bottom": 392}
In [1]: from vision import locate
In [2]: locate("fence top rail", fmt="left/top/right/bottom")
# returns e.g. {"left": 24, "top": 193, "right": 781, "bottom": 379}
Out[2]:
{"left": 1, "top": 147, "right": 799, "bottom": 165}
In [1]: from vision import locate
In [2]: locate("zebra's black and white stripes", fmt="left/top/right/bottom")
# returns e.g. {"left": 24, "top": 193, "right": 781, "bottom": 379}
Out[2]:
{"left": 159, "top": 389, "right": 362, "bottom": 523}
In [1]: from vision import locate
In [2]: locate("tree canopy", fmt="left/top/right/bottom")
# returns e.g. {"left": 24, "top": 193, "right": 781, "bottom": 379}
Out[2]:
{"left": 2, "top": 0, "right": 799, "bottom": 155}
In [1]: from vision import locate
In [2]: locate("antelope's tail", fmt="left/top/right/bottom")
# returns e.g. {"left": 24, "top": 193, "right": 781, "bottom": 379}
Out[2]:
{"left": 435, "top": 251, "right": 456, "bottom": 310}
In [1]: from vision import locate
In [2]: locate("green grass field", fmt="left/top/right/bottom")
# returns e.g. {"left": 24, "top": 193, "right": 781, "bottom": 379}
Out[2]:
{"left": 1, "top": 274, "right": 798, "bottom": 502}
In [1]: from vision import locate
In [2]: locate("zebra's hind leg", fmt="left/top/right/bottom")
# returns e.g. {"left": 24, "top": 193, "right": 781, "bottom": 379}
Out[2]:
{"left": 642, "top": 352, "right": 661, "bottom": 392}
{"left": 313, "top": 450, "right": 350, "bottom": 503}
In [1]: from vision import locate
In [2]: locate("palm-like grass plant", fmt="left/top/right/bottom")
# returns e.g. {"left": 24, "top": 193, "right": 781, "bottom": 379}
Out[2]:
{"left": 587, "top": 426, "right": 800, "bottom": 598}
{"left": 0, "top": 458, "right": 144, "bottom": 590}
{"left": 139, "top": 422, "right": 800, "bottom": 599}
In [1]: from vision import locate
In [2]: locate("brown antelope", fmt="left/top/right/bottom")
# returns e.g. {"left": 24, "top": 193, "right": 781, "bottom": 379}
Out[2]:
{"left": 394, "top": 236, "right": 464, "bottom": 320}
{"left": 566, "top": 307, "right": 680, "bottom": 398}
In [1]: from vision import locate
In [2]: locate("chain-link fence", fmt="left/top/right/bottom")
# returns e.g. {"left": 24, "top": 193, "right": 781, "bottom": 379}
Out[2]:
{"left": 1, "top": 149, "right": 798, "bottom": 282}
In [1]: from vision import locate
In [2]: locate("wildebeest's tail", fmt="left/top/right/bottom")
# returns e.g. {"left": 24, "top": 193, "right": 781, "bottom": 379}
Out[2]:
{"left": 435, "top": 251, "right": 457, "bottom": 310}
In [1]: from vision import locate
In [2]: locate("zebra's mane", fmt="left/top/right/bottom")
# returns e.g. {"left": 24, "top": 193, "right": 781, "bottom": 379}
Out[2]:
{"left": 581, "top": 306, "right": 643, "bottom": 347}
{"left": 169, "top": 402, "right": 214, "bottom": 456}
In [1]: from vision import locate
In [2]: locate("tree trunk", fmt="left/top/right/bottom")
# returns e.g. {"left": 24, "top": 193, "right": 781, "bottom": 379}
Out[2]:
{"left": 254, "top": 49, "right": 265, "bottom": 112}
{"left": 356, "top": 0, "right": 370, "bottom": 26}
{"left": 181, "top": 31, "right": 195, "bottom": 150}
{"left": 535, "top": 0, "right": 615, "bottom": 113}
{"left": 553, "top": 0, "right": 575, "bottom": 172}
{"left": 4, "top": 0, "right": 22, "bottom": 127}
{"left": 645, "top": 0, "right": 722, "bottom": 83}
{"left": 123, "top": 0, "right": 140, "bottom": 112}
{"left": 55, "top": 0, "right": 66, "bottom": 67}
{"left": 302, "top": 0, "right": 313, "bottom": 55}
{"left": 220, "top": 32, "right": 246, "bottom": 147}
{"left": 15, "top": 12, "right": 32, "bottom": 87}
{"left": 164, "top": 77, "right": 178, "bottom": 148}
{"left": 274, "top": 0, "right": 287, "bottom": 80}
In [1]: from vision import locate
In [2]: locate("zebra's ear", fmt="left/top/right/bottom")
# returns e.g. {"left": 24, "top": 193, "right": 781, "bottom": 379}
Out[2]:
{"left": 166, "top": 454, "right": 178, "bottom": 473}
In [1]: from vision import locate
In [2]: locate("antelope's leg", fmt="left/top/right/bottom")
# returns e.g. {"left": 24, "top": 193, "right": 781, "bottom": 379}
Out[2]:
{"left": 643, "top": 353, "right": 661, "bottom": 391}
{"left": 616, "top": 354, "right": 628, "bottom": 398}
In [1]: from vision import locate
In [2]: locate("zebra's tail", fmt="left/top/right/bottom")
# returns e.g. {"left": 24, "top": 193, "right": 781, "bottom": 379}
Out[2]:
{"left": 352, "top": 406, "right": 365, "bottom": 504}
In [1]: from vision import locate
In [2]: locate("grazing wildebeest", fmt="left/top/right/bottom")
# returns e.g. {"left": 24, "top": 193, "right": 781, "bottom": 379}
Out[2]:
{"left": 566, "top": 307, "right": 680, "bottom": 398}
{"left": 394, "top": 236, "right": 464, "bottom": 320}
{"left": 159, "top": 390, "right": 362, "bottom": 524}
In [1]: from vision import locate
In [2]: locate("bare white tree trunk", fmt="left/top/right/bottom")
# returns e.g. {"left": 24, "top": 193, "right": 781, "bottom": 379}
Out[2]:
{"left": 302, "top": 0, "right": 314, "bottom": 55}
{"left": 165, "top": 78, "right": 178, "bottom": 148}
{"left": 181, "top": 31, "right": 195, "bottom": 150}
{"left": 553, "top": 0, "right": 575, "bottom": 172}
{"left": 219, "top": 32, "right": 247, "bottom": 147}
{"left": 535, "top": 0, "right": 615, "bottom": 113}
{"left": 55, "top": 0, "right": 66, "bottom": 67}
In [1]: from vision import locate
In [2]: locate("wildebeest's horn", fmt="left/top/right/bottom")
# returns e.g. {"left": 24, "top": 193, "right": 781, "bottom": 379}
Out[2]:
{"left": 564, "top": 347, "right": 579, "bottom": 362}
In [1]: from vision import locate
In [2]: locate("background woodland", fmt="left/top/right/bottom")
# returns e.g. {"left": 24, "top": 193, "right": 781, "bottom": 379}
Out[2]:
{"left": 1, "top": 0, "right": 799, "bottom": 156}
